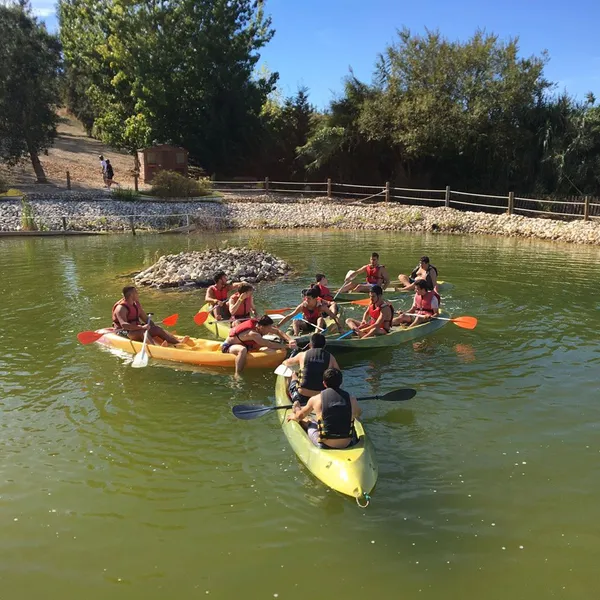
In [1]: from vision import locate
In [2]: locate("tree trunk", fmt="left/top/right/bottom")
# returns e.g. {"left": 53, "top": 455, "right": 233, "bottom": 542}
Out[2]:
{"left": 27, "top": 142, "right": 48, "bottom": 183}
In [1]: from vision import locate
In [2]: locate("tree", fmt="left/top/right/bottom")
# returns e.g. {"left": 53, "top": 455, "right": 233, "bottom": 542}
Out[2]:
{"left": 59, "top": 0, "right": 277, "bottom": 174}
{"left": 0, "top": 1, "right": 61, "bottom": 182}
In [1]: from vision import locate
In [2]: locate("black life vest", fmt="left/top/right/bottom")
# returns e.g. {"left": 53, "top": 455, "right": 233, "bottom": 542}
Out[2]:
{"left": 318, "top": 387, "right": 355, "bottom": 441}
{"left": 410, "top": 264, "right": 438, "bottom": 291}
{"left": 299, "top": 348, "right": 330, "bottom": 391}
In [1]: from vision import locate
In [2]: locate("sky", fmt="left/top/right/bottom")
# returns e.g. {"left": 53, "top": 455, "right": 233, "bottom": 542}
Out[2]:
{"left": 33, "top": 0, "right": 600, "bottom": 109}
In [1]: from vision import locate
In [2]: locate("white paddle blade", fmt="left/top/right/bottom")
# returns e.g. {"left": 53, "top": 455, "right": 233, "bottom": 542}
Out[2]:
{"left": 269, "top": 314, "right": 285, "bottom": 320}
{"left": 274, "top": 364, "right": 294, "bottom": 377}
{"left": 131, "top": 349, "right": 148, "bottom": 368}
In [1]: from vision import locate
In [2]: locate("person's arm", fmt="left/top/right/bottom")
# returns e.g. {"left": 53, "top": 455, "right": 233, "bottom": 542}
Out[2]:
{"left": 329, "top": 354, "right": 340, "bottom": 370}
{"left": 430, "top": 296, "right": 439, "bottom": 318}
{"left": 115, "top": 306, "right": 147, "bottom": 331}
{"left": 288, "top": 396, "right": 318, "bottom": 422}
{"left": 228, "top": 293, "right": 246, "bottom": 315}
{"left": 430, "top": 269, "right": 438, "bottom": 289}
{"left": 268, "top": 326, "right": 296, "bottom": 347}
{"left": 282, "top": 353, "right": 302, "bottom": 367}
{"left": 380, "top": 267, "right": 390, "bottom": 288}
{"left": 228, "top": 282, "right": 244, "bottom": 292}
{"left": 253, "top": 331, "right": 292, "bottom": 350}
{"left": 138, "top": 304, "right": 149, "bottom": 324}
{"left": 277, "top": 304, "right": 302, "bottom": 328}
{"left": 350, "top": 395, "right": 362, "bottom": 419}
{"left": 320, "top": 304, "right": 343, "bottom": 331}
{"left": 249, "top": 297, "right": 257, "bottom": 316}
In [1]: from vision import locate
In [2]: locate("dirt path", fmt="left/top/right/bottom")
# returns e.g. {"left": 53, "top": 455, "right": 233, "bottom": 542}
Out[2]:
{"left": 0, "top": 111, "right": 146, "bottom": 193}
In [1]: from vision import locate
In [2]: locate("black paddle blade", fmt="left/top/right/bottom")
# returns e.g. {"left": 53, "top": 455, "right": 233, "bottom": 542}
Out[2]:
{"left": 381, "top": 388, "right": 417, "bottom": 402}
{"left": 232, "top": 404, "right": 292, "bottom": 420}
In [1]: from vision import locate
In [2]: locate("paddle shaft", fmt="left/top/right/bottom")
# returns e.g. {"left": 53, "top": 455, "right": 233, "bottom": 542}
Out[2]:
{"left": 133, "top": 313, "right": 153, "bottom": 366}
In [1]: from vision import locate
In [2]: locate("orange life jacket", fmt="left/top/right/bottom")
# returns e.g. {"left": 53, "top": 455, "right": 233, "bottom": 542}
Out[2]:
{"left": 229, "top": 293, "right": 253, "bottom": 317}
{"left": 112, "top": 299, "right": 141, "bottom": 329}
{"left": 367, "top": 301, "right": 393, "bottom": 332}
{"left": 208, "top": 284, "right": 228, "bottom": 301}
{"left": 229, "top": 318, "right": 260, "bottom": 350}
{"left": 365, "top": 264, "right": 385, "bottom": 284}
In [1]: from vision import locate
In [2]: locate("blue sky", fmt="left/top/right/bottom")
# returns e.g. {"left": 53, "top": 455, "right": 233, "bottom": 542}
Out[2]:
{"left": 34, "top": 0, "right": 600, "bottom": 109}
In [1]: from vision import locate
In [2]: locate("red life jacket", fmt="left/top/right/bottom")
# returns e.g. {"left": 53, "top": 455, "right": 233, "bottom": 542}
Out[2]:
{"left": 208, "top": 284, "right": 228, "bottom": 301}
{"left": 365, "top": 264, "right": 384, "bottom": 284}
{"left": 367, "top": 301, "right": 393, "bottom": 332}
{"left": 415, "top": 291, "right": 439, "bottom": 315}
{"left": 112, "top": 299, "right": 141, "bottom": 329}
{"left": 229, "top": 293, "right": 253, "bottom": 317}
{"left": 229, "top": 318, "right": 260, "bottom": 350}
{"left": 316, "top": 283, "right": 333, "bottom": 301}
{"left": 302, "top": 301, "right": 321, "bottom": 324}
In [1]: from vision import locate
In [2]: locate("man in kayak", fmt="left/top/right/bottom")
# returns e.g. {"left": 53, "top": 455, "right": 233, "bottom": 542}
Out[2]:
{"left": 393, "top": 279, "right": 440, "bottom": 328}
{"left": 222, "top": 315, "right": 296, "bottom": 376}
{"left": 338, "top": 252, "right": 390, "bottom": 293}
{"left": 311, "top": 273, "right": 339, "bottom": 315}
{"left": 112, "top": 286, "right": 189, "bottom": 346}
{"left": 345, "top": 284, "right": 394, "bottom": 338}
{"left": 205, "top": 271, "right": 243, "bottom": 321}
{"left": 228, "top": 283, "right": 257, "bottom": 324}
{"left": 287, "top": 368, "right": 362, "bottom": 449}
{"left": 281, "top": 333, "right": 340, "bottom": 405}
{"left": 396, "top": 256, "right": 438, "bottom": 292}
{"left": 278, "top": 288, "right": 343, "bottom": 335}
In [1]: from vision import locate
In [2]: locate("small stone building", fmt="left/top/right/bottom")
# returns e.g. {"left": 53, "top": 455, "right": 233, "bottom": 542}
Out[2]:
{"left": 137, "top": 145, "right": 188, "bottom": 183}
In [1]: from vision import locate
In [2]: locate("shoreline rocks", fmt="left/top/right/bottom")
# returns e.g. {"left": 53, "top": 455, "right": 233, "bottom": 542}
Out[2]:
{"left": 1, "top": 191, "right": 600, "bottom": 246}
{"left": 134, "top": 247, "right": 292, "bottom": 289}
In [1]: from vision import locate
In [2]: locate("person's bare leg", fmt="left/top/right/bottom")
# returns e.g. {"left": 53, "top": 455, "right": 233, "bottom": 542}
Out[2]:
{"left": 148, "top": 325, "right": 184, "bottom": 346}
{"left": 345, "top": 318, "right": 361, "bottom": 332}
{"left": 292, "top": 320, "right": 302, "bottom": 336}
{"left": 128, "top": 330, "right": 157, "bottom": 345}
{"left": 229, "top": 345, "right": 248, "bottom": 376}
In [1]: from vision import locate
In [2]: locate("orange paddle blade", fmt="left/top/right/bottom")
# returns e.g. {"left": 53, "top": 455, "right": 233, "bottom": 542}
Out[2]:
{"left": 350, "top": 298, "right": 372, "bottom": 306}
{"left": 265, "top": 307, "right": 293, "bottom": 315}
{"left": 193, "top": 311, "right": 209, "bottom": 326}
{"left": 77, "top": 331, "right": 104, "bottom": 345}
{"left": 161, "top": 313, "right": 179, "bottom": 326}
{"left": 450, "top": 316, "right": 478, "bottom": 330}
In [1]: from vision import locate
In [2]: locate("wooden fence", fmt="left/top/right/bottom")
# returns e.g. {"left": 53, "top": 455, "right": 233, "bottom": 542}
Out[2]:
{"left": 210, "top": 178, "right": 600, "bottom": 221}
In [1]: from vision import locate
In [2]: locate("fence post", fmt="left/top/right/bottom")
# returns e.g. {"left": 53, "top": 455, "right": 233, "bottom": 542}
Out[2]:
{"left": 327, "top": 178, "right": 332, "bottom": 198}
{"left": 134, "top": 174, "right": 139, "bottom": 192}
{"left": 385, "top": 181, "right": 390, "bottom": 202}
{"left": 186, "top": 214, "right": 190, "bottom": 229}
{"left": 264, "top": 177, "right": 269, "bottom": 193}
{"left": 584, "top": 196, "right": 590, "bottom": 221}
{"left": 62, "top": 217, "right": 67, "bottom": 231}
{"left": 129, "top": 216, "right": 136, "bottom": 236}
{"left": 66, "top": 170, "right": 71, "bottom": 191}
{"left": 445, "top": 186, "right": 450, "bottom": 208}
{"left": 508, "top": 191, "right": 514, "bottom": 215}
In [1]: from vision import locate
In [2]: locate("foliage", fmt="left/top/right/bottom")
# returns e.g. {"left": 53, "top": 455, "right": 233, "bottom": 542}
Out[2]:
{"left": 0, "top": 187, "right": 26, "bottom": 197}
{"left": 111, "top": 187, "right": 141, "bottom": 201}
{"left": 150, "top": 170, "right": 212, "bottom": 198}
{"left": 59, "top": 0, "right": 277, "bottom": 171}
{"left": 0, "top": 3, "right": 61, "bottom": 171}
{"left": 20, "top": 197, "right": 37, "bottom": 231}
{"left": 247, "top": 231, "right": 267, "bottom": 251}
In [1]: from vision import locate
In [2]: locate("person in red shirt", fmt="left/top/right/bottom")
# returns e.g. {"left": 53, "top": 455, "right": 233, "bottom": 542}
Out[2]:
{"left": 345, "top": 285, "right": 394, "bottom": 338}
{"left": 228, "top": 283, "right": 257, "bottom": 324}
{"left": 312, "top": 273, "right": 338, "bottom": 315}
{"left": 338, "top": 252, "right": 390, "bottom": 293}
{"left": 393, "top": 279, "right": 440, "bottom": 328}
{"left": 204, "top": 271, "right": 243, "bottom": 320}
{"left": 278, "top": 288, "right": 343, "bottom": 336}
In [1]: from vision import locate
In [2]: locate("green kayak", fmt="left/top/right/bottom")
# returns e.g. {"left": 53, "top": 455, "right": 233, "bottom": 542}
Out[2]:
{"left": 334, "top": 281, "right": 450, "bottom": 303}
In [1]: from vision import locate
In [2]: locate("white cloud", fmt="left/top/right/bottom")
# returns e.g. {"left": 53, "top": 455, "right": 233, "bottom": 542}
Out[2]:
{"left": 30, "top": 0, "right": 56, "bottom": 18}
{"left": 34, "top": 7, "right": 55, "bottom": 16}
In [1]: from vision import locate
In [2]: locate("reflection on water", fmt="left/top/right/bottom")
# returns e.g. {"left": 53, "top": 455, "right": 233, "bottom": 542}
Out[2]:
{"left": 1, "top": 231, "right": 599, "bottom": 599}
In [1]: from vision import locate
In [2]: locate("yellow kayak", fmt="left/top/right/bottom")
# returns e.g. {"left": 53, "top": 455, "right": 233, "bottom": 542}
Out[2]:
{"left": 94, "top": 328, "right": 286, "bottom": 369}
{"left": 275, "top": 375, "right": 378, "bottom": 505}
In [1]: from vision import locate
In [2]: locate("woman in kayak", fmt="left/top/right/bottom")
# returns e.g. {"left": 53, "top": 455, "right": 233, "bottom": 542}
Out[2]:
{"left": 287, "top": 368, "right": 362, "bottom": 449}
{"left": 222, "top": 315, "right": 296, "bottom": 376}
{"left": 278, "top": 288, "right": 343, "bottom": 336}
{"left": 112, "top": 286, "right": 189, "bottom": 346}
{"left": 228, "top": 283, "right": 257, "bottom": 324}
{"left": 281, "top": 333, "right": 340, "bottom": 405}
{"left": 393, "top": 279, "right": 440, "bottom": 328}
{"left": 345, "top": 285, "right": 394, "bottom": 338}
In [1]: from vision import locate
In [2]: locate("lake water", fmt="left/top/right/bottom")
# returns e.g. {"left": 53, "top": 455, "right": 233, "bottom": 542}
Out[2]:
{"left": 1, "top": 230, "right": 599, "bottom": 600}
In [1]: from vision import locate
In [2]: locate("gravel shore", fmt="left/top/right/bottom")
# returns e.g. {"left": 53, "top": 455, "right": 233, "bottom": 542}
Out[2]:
{"left": 2, "top": 192, "right": 600, "bottom": 246}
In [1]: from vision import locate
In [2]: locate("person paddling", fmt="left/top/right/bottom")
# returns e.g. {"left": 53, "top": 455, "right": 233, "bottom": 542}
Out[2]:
{"left": 311, "top": 273, "right": 339, "bottom": 315}
{"left": 393, "top": 279, "right": 440, "bottom": 328}
{"left": 345, "top": 284, "right": 394, "bottom": 338}
{"left": 281, "top": 333, "right": 340, "bottom": 406}
{"left": 287, "top": 368, "right": 362, "bottom": 449}
{"left": 112, "top": 286, "right": 190, "bottom": 346}
{"left": 222, "top": 315, "right": 296, "bottom": 376}
{"left": 278, "top": 288, "right": 342, "bottom": 336}
{"left": 205, "top": 271, "right": 243, "bottom": 321}
{"left": 338, "top": 252, "right": 390, "bottom": 293}
{"left": 396, "top": 256, "right": 438, "bottom": 292}
{"left": 228, "top": 283, "right": 257, "bottom": 323}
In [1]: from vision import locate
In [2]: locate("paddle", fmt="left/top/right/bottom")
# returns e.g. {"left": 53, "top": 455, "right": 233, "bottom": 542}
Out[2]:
{"left": 265, "top": 307, "right": 294, "bottom": 315}
{"left": 77, "top": 313, "right": 179, "bottom": 345}
{"left": 292, "top": 313, "right": 326, "bottom": 332}
{"left": 131, "top": 313, "right": 153, "bottom": 368}
{"left": 274, "top": 364, "right": 294, "bottom": 377}
{"left": 332, "top": 270, "right": 355, "bottom": 301}
{"left": 401, "top": 313, "right": 478, "bottom": 330}
{"left": 335, "top": 329, "right": 356, "bottom": 340}
{"left": 232, "top": 388, "right": 417, "bottom": 420}
{"left": 193, "top": 310, "right": 210, "bottom": 326}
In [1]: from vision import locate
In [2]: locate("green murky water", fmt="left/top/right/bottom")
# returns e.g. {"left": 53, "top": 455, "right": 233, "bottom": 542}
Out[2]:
{"left": 1, "top": 230, "right": 599, "bottom": 599}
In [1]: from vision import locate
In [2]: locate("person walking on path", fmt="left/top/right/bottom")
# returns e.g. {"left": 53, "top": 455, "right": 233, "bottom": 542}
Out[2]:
{"left": 99, "top": 155, "right": 107, "bottom": 188}
{"left": 105, "top": 159, "right": 120, "bottom": 189}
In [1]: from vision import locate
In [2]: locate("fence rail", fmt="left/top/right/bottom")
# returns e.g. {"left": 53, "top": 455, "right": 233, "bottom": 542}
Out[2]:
{"left": 208, "top": 177, "right": 600, "bottom": 221}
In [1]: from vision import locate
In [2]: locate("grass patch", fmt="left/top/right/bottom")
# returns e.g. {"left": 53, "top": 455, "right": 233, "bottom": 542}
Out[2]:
{"left": 247, "top": 232, "right": 267, "bottom": 251}
{"left": 111, "top": 187, "right": 141, "bottom": 201}
{"left": 150, "top": 171, "right": 213, "bottom": 198}
{"left": 21, "top": 197, "right": 37, "bottom": 231}
{"left": 0, "top": 187, "right": 26, "bottom": 197}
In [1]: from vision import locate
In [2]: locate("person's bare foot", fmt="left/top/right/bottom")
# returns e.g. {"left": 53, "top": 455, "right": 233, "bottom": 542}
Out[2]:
{"left": 161, "top": 340, "right": 169, "bottom": 347}
{"left": 179, "top": 336, "right": 194, "bottom": 346}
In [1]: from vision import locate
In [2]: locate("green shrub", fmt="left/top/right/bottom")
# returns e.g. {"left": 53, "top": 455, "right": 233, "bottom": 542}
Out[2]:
{"left": 247, "top": 232, "right": 266, "bottom": 251}
{"left": 111, "top": 187, "right": 140, "bottom": 201}
{"left": 0, "top": 174, "right": 7, "bottom": 194}
{"left": 150, "top": 170, "right": 212, "bottom": 198}
{"left": 0, "top": 187, "right": 25, "bottom": 197}
{"left": 21, "top": 197, "right": 37, "bottom": 231}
